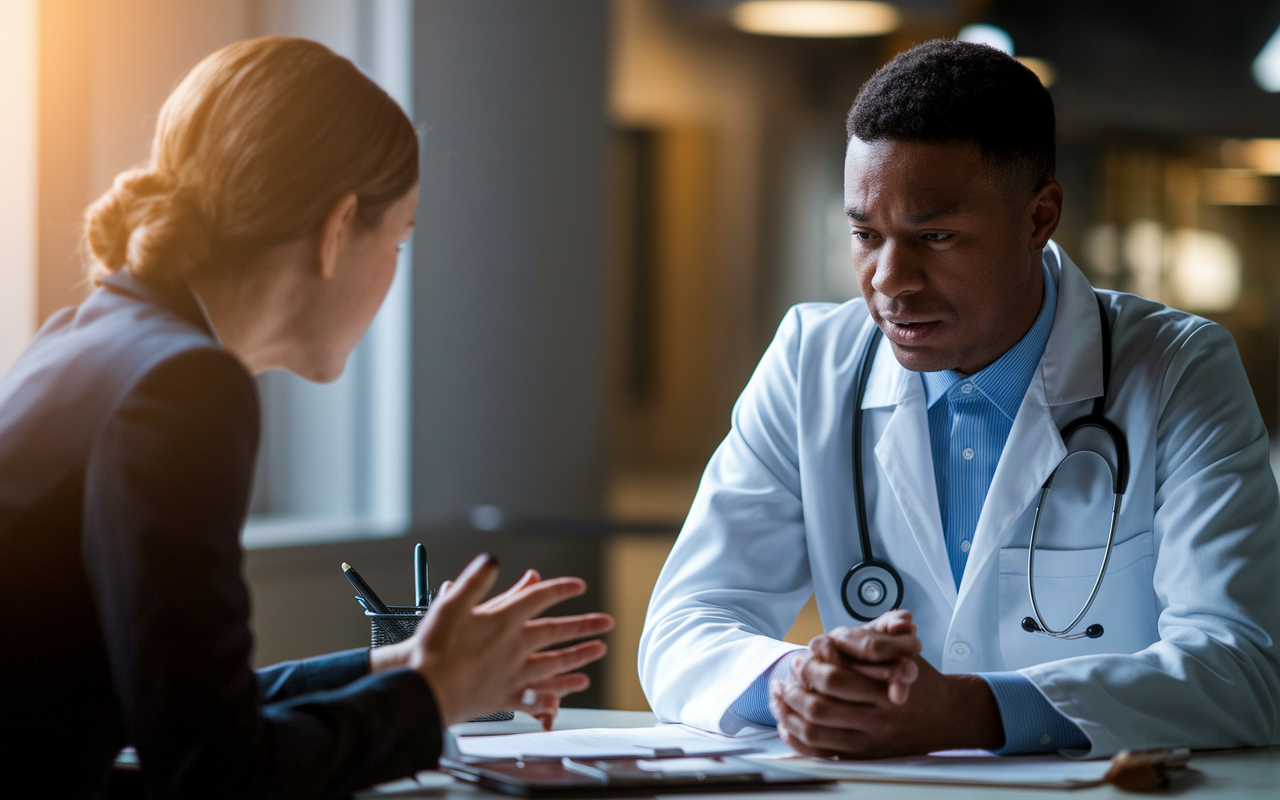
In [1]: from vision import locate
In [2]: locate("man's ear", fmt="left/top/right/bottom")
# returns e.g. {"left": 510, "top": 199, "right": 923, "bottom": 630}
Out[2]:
{"left": 1027, "top": 180, "right": 1063, "bottom": 251}
{"left": 316, "top": 193, "right": 360, "bottom": 280}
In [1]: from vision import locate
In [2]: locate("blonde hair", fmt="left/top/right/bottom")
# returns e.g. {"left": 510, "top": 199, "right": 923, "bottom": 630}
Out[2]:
{"left": 86, "top": 37, "right": 418, "bottom": 283}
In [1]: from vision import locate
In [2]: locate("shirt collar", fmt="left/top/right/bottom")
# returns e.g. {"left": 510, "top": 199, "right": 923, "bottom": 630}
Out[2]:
{"left": 921, "top": 255, "right": 1059, "bottom": 417}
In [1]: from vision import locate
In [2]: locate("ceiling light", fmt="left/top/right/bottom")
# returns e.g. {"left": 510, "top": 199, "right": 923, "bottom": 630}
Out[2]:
{"left": 1254, "top": 24, "right": 1280, "bottom": 91}
{"left": 957, "top": 24, "right": 1013, "bottom": 55}
{"left": 731, "top": 1, "right": 901, "bottom": 38}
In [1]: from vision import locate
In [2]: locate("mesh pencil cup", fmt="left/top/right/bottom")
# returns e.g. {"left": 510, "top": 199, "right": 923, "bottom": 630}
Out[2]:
{"left": 366, "top": 605, "right": 428, "bottom": 648}
{"left": 364, "top": 600, "right": 514, "bottom": 723}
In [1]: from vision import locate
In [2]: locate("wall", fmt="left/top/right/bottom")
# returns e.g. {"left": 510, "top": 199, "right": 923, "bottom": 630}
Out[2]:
{"left": 412, "top": 0, "right": 611, "bottom": 527}
{"left": 37, "top": 0, "right": 254, "bottom": 324}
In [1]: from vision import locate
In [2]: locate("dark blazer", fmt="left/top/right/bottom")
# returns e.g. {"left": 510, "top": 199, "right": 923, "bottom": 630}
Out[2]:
{"left": 0, "top": 270, "right": 442, "bottom": 798}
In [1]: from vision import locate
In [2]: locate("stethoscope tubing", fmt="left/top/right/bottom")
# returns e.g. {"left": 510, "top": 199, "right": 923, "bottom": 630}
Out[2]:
{"left": 847, "top": 291, "right": 1127, "bottom": 639}
{"left": 1027, "top": 484, "right": 1121, "bottom": 638}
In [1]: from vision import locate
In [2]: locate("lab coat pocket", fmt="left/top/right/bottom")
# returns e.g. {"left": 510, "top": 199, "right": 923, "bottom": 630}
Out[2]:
{"left": 997, "top": 531, "right": 1159, "bottom": 670}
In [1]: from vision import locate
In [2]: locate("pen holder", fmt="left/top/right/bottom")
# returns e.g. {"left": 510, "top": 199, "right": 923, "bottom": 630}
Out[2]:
{"left": 365, "top": 605, "right": 429, "bottom": 648}
{"left": 365, "top": 602, "right": 515, "bottom": 723}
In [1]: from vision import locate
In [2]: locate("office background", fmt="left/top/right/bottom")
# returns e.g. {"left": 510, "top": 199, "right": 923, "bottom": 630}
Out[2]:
{"left": 3, "top": 0, "right": 1280, "bottom": 712}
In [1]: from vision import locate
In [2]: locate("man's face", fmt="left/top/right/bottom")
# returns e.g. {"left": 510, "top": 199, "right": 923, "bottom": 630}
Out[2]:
{"left": 843, "top": 138, "right": 1060, "bottom": 376}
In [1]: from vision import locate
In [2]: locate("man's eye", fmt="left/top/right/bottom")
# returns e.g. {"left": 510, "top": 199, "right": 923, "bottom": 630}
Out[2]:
{"left": 922, "top": 233, "right": 952, "bottom": 242}
{"left": 852, "top": 231, "right": 874, "bottom": 240}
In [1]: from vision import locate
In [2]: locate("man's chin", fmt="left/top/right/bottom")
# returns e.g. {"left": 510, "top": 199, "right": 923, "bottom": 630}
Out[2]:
{"left": 884, "top": 340, "right": 956, "bottom": 375}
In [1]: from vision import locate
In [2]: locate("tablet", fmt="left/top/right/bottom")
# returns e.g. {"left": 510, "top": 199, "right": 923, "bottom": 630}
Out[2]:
{"left": 441, "top": 755, "right": 831, "bottom": 796}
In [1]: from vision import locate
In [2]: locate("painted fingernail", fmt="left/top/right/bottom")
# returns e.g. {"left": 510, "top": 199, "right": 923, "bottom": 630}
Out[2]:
{"left": 484, "top": 553, "right": 500, "bottom": 568}
{"left": 521, "top": 688, "right": 537, "bottom": 706}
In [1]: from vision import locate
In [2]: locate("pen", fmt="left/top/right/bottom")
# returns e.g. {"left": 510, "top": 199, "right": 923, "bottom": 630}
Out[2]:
{"left": 414, "top": 543, "right": 429, "bottom": 607}
{"left": 343, "top": 562, "right": 391, "bottom": 614}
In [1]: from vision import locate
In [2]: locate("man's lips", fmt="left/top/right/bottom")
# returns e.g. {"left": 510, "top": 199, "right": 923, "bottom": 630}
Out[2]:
{"left": 879, "top": 317, "right": 943, "bottom": 346}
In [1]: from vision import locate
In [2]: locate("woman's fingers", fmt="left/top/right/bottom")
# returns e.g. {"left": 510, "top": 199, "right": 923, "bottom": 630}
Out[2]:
{"left": 477, "top": 569, "right": 541, "bottom": 613}
{"left": 518, "top": 674, "right": 590, "bottom": 731}
{"left": 522, "top": 639, "right": 608, "bottom": 684}
{"left": 526, "top": 672, "right": 593, "bottom": 697}
{"left": 499, "top": 576, "right": 589, "bottom": 622}
{"left": 524, "top": 613, "right": 615, "bottom": 650}
{"left": 439, "top": 553, "right": 500, "bottom": 610}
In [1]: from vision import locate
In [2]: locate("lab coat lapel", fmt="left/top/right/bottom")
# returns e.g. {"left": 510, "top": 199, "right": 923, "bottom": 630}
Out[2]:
{"left": 868, "top": 344, "right": 958, "bottom": 608}
{"left": 956, "top": 244, "right": 1105, "bottom": 605}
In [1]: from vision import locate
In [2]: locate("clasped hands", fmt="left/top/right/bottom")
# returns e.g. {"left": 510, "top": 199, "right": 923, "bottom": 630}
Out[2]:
{"left": 768, "top": 610, "right": 1003, "bottom": 758}
{"left": 371, "top": 553, "right": 615, "bottom": 731}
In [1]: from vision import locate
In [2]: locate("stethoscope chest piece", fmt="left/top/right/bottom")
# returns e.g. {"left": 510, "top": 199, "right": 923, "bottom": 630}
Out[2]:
{"left": 841, "top": 560, "right": 903, "bottom": 621}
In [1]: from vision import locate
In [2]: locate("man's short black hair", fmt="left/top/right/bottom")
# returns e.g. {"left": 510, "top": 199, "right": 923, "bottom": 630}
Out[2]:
{"left": 847, "top": 39, "right": 1056, "bottom": 196}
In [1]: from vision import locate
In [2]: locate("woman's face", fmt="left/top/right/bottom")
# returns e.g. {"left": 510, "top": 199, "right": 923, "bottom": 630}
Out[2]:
{"left": 307, "top": 185, "right": 418, "bottom": 381}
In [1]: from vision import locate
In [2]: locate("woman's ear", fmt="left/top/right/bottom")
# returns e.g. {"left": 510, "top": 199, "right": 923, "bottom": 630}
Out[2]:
{"left": 316, "top": 193, "right": 360, "bottom": 279}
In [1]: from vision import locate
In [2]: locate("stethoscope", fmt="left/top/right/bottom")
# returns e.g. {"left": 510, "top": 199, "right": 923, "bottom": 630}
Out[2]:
{"left": 841, "top": 292, "right": 1128, "bottom": 641}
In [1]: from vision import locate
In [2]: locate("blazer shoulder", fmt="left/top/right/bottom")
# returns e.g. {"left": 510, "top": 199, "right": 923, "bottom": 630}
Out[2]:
{"left": 0, "top": 287, "right": 253, "bottom": 501}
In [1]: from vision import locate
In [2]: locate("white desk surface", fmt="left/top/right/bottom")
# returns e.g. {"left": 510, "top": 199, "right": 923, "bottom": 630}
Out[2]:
{"left": 358, "top": 708, "right": 1280, "bottom": 799}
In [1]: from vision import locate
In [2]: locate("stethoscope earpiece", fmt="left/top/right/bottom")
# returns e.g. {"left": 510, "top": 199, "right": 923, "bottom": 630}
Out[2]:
{"left": 1022, "top": 616, "right": 1105, "bottom": 640}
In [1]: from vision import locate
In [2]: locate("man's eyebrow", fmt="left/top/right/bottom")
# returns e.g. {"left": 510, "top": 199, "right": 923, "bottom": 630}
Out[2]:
{"left": 905, "top": 206, "right": 959, "bottom": 224}
{"left": 844, "top": 206, "right": 961, "bottom": 224}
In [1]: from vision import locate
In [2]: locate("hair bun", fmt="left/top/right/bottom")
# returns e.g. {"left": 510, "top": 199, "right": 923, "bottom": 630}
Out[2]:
{"left": 85, "top": 169, "right": 212, "bottom": 282}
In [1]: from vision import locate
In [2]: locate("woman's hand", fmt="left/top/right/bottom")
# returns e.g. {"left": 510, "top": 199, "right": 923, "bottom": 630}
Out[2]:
{"left": 383, "top": 553, "right": 614, "bottom": 728}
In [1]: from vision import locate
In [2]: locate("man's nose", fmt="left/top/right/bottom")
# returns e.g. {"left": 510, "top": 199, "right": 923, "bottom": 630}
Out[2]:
{"left": 870, "top": 240, "right": 925, "bottom": 299}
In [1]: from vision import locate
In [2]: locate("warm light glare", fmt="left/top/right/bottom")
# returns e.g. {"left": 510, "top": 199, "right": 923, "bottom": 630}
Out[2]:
{"left": 1201, "top": 168, "right": 1273, "bottom": 205}
{"left": 957, "top": 24, "right": 1013, "bottom": 55}
{"left": 1254, "top": 24, "right": 1280, "bottom": 91}
{"left": 1239, "top": 139, "right": 1280, "bottom": 175}
{"left": 1169, "top": 228, "right": 1241, "bottom": 313}
{"left": 732, "top": 1, "right": 900, "bottom": 38}
{"left": 1017, "top": 57, "right": 1056, "bottom": 87}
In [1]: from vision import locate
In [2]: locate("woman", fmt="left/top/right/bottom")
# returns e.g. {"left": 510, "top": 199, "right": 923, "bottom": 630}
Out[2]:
{"left": 0, "top": 37, "right": 612, "bottom": 798}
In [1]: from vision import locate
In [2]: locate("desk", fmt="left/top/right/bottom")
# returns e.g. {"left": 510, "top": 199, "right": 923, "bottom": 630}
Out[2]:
{"left": 357, "top": 709, "right": 1280, "bottom": 799}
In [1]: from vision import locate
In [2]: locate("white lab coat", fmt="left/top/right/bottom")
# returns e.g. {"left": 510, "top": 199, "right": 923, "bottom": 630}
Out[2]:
{"left": 639, "top": 243, "right": 1280, "bottom": 756}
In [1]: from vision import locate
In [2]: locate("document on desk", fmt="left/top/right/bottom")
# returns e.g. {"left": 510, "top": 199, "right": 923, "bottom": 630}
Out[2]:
{"left": 756, "top": 749, "right": 1112, "bottom": 789}
{"left": 454, "top": 724, "right": 790, "bottom": 760}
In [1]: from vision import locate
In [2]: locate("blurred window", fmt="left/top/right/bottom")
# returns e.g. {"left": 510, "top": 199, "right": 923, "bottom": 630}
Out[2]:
{"left": 243, "top": 0, "right": 413, "bottom": 549}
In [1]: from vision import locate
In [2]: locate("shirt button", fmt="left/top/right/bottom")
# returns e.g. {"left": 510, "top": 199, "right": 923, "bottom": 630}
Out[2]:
{"left": 1040, "top": 734, "right": 1052, "bottom": 746}
{"left": 960, "top": 539, "right": 971, "bottom": 553}
{"left": 950, "top": 641, "right": 971, "bottom": 661}
{"left": 960, "top": 383, "right": 975, "bottom": 394}
{"left": 962, "top": 447, "right": 975, "bottom": 460}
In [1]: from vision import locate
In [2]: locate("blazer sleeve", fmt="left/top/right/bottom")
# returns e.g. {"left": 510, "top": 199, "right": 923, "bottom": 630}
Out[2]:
{"left": 82, "top": 349, "right": 443, "bottom": 799}
{"left": 256, "top": 649, "right": 372, "bottom": 703}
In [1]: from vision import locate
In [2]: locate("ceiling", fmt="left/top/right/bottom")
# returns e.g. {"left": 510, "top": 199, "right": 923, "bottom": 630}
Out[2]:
{"left": 671, "top": 0, "right": 1280, "bottom": 138}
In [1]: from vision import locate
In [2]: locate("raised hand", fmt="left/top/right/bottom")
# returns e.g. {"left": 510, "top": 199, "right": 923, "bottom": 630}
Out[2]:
{"left": 375, "top": 553, "right": 614, "bottom": 728}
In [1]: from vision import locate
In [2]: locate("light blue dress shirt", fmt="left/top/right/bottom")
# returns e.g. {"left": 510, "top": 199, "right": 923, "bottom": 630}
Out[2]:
{"left": 731, "top": 261, "right": 1089, "bottom": 753}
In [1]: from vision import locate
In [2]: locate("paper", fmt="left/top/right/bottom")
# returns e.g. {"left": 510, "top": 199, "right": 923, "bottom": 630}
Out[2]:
{"left": 761, "top": 751, "right": 1111, "bottom": 788}
{"left": 454, "top": 724, "right": 781, "bottom": 760}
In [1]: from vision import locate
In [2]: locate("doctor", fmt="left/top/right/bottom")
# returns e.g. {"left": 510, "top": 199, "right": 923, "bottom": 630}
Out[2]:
{"left": 639, "top": 39, "right": 1280, "bottom": 758}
